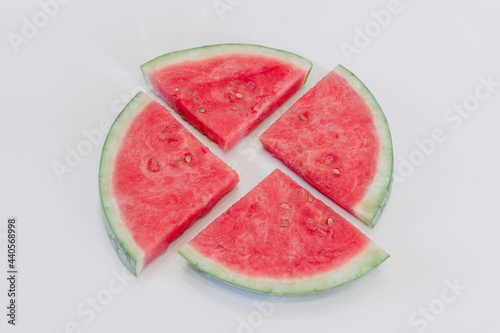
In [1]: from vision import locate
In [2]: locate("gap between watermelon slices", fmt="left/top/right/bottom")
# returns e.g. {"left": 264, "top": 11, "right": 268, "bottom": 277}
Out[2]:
{"left": 140, "top": 43, "right": 312, "bottom": 151}
{"left": 260, "top": 65, "right": 393, "bottom": 226}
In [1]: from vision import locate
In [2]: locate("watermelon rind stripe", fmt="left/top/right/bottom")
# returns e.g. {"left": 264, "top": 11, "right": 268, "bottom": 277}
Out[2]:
{"left": 99, "top": 91, "right": 152, "bottom": 276}
{"left": 140, "top": 43, "right": 313, "bottom": 90}
{"left": 178, "top": 241, "right": 389, "bottom": 295}
{"left": 333, "top": 65, "right": 394, "bottom": 226}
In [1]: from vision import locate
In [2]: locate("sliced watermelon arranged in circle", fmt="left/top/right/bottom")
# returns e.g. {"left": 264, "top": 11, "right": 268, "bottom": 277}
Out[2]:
{"left": 260, "top": 65, "right": 393, "bottom": 226}
{"left": 99, "top": 92, "right": 239, "bottom": 275}
{"left": 141, "top": 44, "right": 312, "bottom": 151}
{"left": 179, "top": 169, "right": 389, "bottom": 294}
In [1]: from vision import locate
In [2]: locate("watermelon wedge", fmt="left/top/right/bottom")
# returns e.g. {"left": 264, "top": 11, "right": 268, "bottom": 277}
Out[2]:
{"left": 260, "top": 65, "right": 393, "bottom": 226}
{"left": 99, "top": 92, "right": 239, "bottom": 275}
{"left": 179, "top": 169, "right": 389, "bottom": 294}
{"left": 140, "top": 44, "right": 312, "bottom": 151}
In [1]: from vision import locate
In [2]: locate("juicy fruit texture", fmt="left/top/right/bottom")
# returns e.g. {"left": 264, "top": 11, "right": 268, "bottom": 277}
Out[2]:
{"left": 260, "top": 65, "right": 393, "bottom": 226}
{"left": 141, "top": 44, "right": 312, "bottom": 151}
{"left": 99, "top": 92, "right": 239, "bottom": 275}
{"left": 179, "top": 169, "right": 389, "bottom": 294}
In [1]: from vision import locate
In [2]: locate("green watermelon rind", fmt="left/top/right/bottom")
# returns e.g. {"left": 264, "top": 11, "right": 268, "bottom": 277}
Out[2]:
{"left": 178, "top": 241, "right": 389, "bottom": 295}
{"left": 140, "top": 43, "right": 313, "bottom": 90}
{"left": 98, "top": 91, "right": 152, "bottom": 276}
{"left": 333, "top": 65, "right": 394, "bottom": 227}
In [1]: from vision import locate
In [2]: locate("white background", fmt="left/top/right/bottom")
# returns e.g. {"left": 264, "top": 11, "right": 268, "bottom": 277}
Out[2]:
{"left": 1, "top": 0, "right": 499, "bottom": 332}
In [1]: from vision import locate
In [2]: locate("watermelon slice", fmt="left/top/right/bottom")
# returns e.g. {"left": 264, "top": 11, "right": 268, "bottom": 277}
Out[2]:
{"left": 99, "top": 92, "right": 239, "bottom": 275}
{"left": 140, "top": 44, "right": 312, "bottom": 151}
{"left": 260, "top": 65, "right": 393, "bottom": 226}
{"left": 179, "top": 169, "right": 389, "bottom": 294}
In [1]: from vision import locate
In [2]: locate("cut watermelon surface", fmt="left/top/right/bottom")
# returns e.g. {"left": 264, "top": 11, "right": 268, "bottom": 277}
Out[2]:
{"left": 260, "top": 65, "right": 393, "bottom": 226}
{"left": 99, "top": 92, "right": 239, "bottom": 275}
{"left": 141, "top": 44, "right": 312, "bottom": 151}
{"left": 179, "top": 169, "right": 389, "bottom": 294}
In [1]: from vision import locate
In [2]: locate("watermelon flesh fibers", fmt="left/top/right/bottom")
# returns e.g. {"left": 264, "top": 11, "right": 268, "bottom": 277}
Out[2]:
{"left": 141, "top": 44, "right": 312, "bottom": 151}
{"left": 260, "top": 65, "right": 393, "bottom": 226}
{"left": 179, "top": 169, "right": 389, "bottom": 294}
{"left": 99, "top": 92, "right": 239, "bottom": 275}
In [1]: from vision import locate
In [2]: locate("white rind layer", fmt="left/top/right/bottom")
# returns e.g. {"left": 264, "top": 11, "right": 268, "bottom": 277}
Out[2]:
{"left": 178, "top": 241, "right": 389, "bottom": 295}
{"left": 333, "top": 65, "right": 394, "bottom": 226}
{"left": 99, "top": 92, "right": 153, "bottom": 276}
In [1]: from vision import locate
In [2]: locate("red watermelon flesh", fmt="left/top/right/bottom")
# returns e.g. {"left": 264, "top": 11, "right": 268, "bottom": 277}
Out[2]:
{"left": 99, "top": 92, "right": 239, "bottom": 275}
{"left": 179, "top": 169, "right": 389, "bottom": 294}
{"left": 141, "top": 44, "right": 312, "bottom": 151}
{"left": 260, "top": 65, "right": 393, "bottom": 226}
